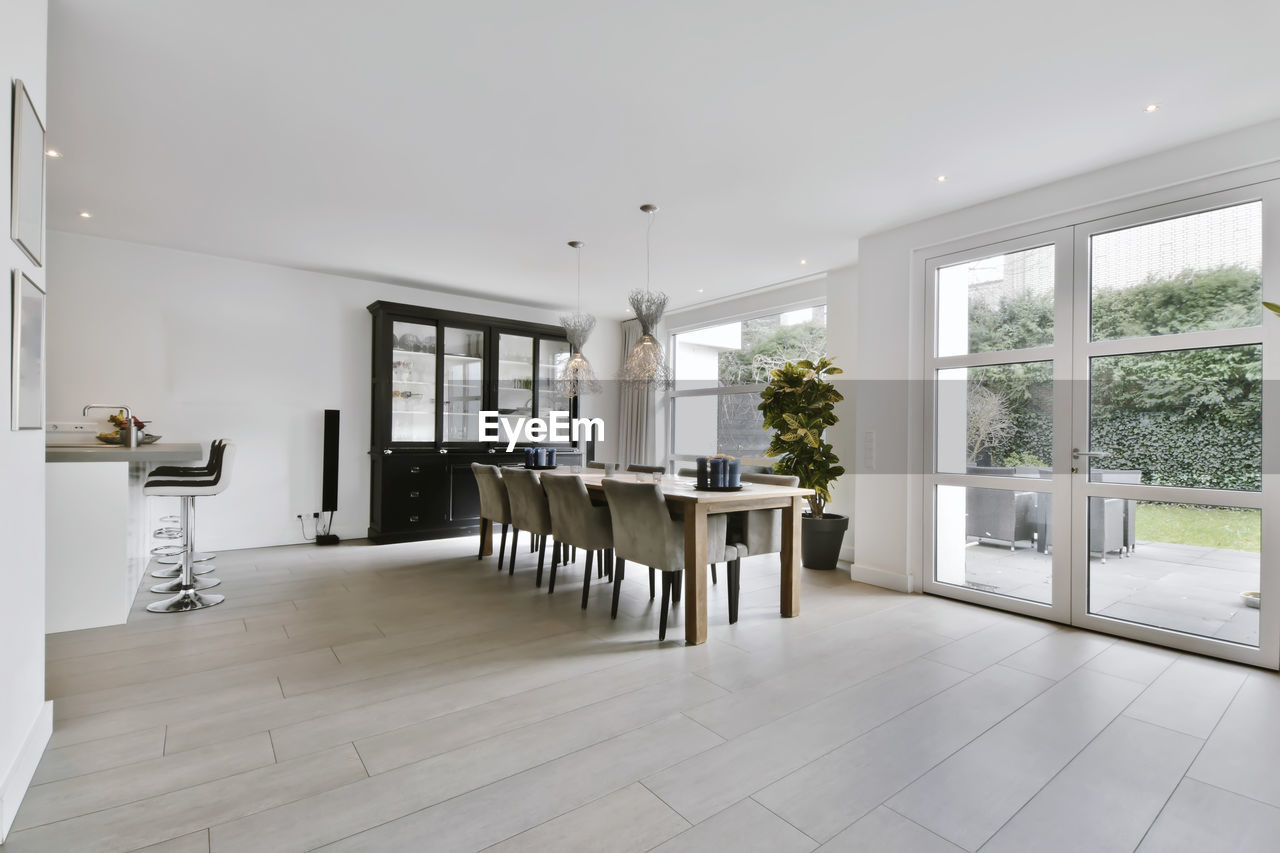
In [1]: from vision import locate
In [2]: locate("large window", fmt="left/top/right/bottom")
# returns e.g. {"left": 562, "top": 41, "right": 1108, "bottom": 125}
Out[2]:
{"left": 669, "top": 305, "right": 827, "bottom": 464}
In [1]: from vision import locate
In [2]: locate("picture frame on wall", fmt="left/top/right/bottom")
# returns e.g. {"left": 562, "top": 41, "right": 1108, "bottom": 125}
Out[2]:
{"left": 12, "top": 269, "right": 45, "bottom": 430}
{"left": 10, "top": 79, "right": 46, "bottom": 267}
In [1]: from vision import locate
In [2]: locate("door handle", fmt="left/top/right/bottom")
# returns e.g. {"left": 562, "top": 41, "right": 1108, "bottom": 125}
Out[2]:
{"left": 1072, "top": 448, "right": 1111, "bottom": 459}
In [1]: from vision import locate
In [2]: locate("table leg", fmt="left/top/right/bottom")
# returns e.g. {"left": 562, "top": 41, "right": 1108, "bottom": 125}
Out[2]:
{"left": 780, "top": 496, "right": 802, "bottom": 617}
{"left": 683, "top": 503, "right": 709, "bottom": 645}
{"left": 480, "top": 519, "right": 493, "bottom": 557}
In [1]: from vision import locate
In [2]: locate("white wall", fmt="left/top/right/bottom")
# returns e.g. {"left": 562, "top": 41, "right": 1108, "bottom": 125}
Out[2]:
{"left": 0, "top": 0, "right": 52, "bottom": 840}
{"left": 849, "top": 117, "right": 1280, "bottom": 592}
{"left": 46, "top": 231, "right": 621, "bottom": 550}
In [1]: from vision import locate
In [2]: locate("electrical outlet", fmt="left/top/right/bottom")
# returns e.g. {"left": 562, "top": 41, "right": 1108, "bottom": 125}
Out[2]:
{"left": 47, "top": 422, "right": 98, "bottom": 433}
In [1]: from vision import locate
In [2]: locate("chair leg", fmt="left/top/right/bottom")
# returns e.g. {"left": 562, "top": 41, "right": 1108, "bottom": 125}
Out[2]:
{"left": 498, "top": 523, "right": 508, "bottom": 570}
{"left": 649, "top": 567, "right": 656, "bottom": 600}
{"left": 728, "top": 559, "right": 740, "bottom": 624}
{"left": 571, "top": 546, "right": 577, "bottom": 564}
{"left": 711, "top": 563, "right": 717, "bottom": 584}
{"left": 531, "top": 534, "right": 537, "bottom": 553}
{"left": 672, "top": 570, "right": 682, "bottom": 605}
{"left": 536, "top": 535, "right": 547, "bottom": 587}
{"left": 611, "top": 558, "right": 626, "bottom": 619}
{"left": 605, "top": 549, "right": 613, "bottom": 581}
{"left": 509, "top": 529, "right": 519, "bottom": 575}
{"left": 581, "top": 551, "right": 592, "bottom": 609}
{"left": 658, "top": 573, "right": 671, "bottom": 641}
{"left": 478, "top": 517, "right": 486, "bottom": 560}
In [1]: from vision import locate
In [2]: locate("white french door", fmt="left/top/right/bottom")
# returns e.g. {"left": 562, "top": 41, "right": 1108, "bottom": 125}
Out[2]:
{"left": 924, "top": 182, "right": 1280, "bottom": 668}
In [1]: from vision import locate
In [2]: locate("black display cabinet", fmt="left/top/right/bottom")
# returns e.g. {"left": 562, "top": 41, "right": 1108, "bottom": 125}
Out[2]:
{"left": 367, "top": 301, "right": 582, "bottom": 543}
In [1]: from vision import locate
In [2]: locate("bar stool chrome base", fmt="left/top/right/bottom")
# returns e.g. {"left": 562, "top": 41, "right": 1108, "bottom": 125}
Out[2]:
{"left": 156, "top": 551, "right": 215, "bottom": 565}
{"left": 151, "top": 574, "right": 220, "bottom": 594}
{"left": 152, "top": 563, "right": 215, "bottom": 578}
{"left": 146, "top": 589, "right": 224, "bottom": 613}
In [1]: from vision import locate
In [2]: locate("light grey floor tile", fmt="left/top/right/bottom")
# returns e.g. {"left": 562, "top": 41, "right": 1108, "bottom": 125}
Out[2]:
{"left": 887, "top": 667, "right": 1144, "bottom": 851}
{"left": 314, "top": 716, "right": 722, "bottom": 852}
{"left": 756, "top": 664, "right": 1052, "bottom": 842}
{"left": 209, "top": 675, "right": 723, "bottom": 852}
{"left": 1188, "top": 673, "right": 1280, "bottom": 807}
{"left": 13, "top": 732, "right": 274, "bottom": 831}
{"left": 998, "top": 630, "right": 1114, "bottom": 681}
{"left": 1123, "top": 656, "right": 1247, "bottom": 738}
{"left": 924, "top": 620, "right": 1057, "bottom": 674}
{"left": 1, "top": 745, "right": 366, "bottom": 853}
{"left": 1081, "top": 640, "right": 1178, "bottom": 685}
{"left": 131, "top": 831, "right": 210, "bottom": 853}
{"left": 645, "top": 658, "right": 968, "bottom": 825}
{"left": 483, "top": 783, "right": 689, "bottom": 853}
{"left": 981, "top": 716, "right": 1201, "bottom": 853}
{"left": 819, "top": 807, "right": 963, "bottom": 853}
{"left": 30, "top": 724, "right": 167, "bottom": 785}
{"left": 1138, "top": 778, "right": 1280, "bottom": 853}
{"left": 650, "top": 798, "right": 816, "bottom": 853}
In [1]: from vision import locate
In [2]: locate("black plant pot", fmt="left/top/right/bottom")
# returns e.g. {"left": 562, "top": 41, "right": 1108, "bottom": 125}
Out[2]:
{"left": 801, "top": 513, "right": 849, "bottom": 570}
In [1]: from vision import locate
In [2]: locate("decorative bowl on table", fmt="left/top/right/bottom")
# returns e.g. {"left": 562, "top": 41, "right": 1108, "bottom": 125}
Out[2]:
{"left": 96, "top": 433, "right": 162, "bottom": 445}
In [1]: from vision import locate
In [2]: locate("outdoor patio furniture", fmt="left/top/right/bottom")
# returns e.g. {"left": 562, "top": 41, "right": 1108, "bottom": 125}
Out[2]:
{"left": 966, "top": 488, "right": 1037, "bottom": 550}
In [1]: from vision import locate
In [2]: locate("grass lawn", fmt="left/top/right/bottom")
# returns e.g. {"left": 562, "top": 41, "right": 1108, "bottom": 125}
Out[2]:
{"left": 1135, "top": 503, "right": 1260, "bottom": 552}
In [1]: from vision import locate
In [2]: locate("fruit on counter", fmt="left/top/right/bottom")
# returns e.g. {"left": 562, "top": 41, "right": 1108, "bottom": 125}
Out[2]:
{"left": 107, "top": 410, "right": 148, "bottom": 430}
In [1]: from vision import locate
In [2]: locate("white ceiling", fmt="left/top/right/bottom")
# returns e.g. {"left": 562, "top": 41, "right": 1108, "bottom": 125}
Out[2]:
{"left": 46, "top": 0, "right": 1280, "bottom": 318}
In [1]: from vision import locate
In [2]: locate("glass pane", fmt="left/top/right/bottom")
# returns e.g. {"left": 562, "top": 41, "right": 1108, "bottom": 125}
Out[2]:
{"left": 1091, "top": 202, "right": 1262, "bottom": 341}
{"left": 672, "top": 392, "right": 770, "bottom": 459}
{"left": 673, "top": 306, "right": 827, "bottom": 387}
{"left": 1088, "top": 499, "right": 1259, "bottom": 647}
{"left": 391, "top": 320, "right": 436, "bottom": 443}
{"left": 1089, "top": 345, "right": 1261, "bottom": 491}
{"left": 936, "top": 362, "right": 1053, "bottom": 476}
{"left": 442, "top": 327, "right": 485, "bottom": 442}
{"left": 936, "top": 245, "right": 1054, "bottom": 357}
{"left": 537, "top": 339, "right": 572, "bottom": 426}
{"left": 936, "top": 485, "right": 1052, "bottom": 604}
{"left": 496, "top": 334, "right": 533, "bottom": 418}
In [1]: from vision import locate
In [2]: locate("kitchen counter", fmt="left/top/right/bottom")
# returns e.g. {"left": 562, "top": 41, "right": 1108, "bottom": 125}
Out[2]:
{"left": 46, "top": 442, "right": 204, "bottom": 463}
{"left": 45, "top": 442, "right": 205, "bottom": 632}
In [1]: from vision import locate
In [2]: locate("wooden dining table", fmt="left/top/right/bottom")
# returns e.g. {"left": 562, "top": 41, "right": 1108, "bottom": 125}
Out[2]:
{"left": 482, "top": 468, "right": 815, "bottom": 645}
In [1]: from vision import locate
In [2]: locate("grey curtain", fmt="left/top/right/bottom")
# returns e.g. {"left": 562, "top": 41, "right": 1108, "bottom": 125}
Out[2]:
{"left": 617, "top": 318, "right": 655, "bottom": 468}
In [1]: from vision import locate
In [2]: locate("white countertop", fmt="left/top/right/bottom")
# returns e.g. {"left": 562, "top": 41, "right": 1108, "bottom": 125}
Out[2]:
{"left": 45, "top": 443, "right": 204, "bottom": 463}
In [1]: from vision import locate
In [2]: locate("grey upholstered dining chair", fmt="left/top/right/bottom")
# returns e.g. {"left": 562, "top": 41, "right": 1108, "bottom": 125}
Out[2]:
{"left": 601, "top": 478, "right": 737, "bottom": 640}
{"left": 586, "top": 460, "right": 613, "bottom": 470}
{"left": 501, "top": 468, "right": 556, "bottom": 584}
{"left": 471, "top": 464, "right": 513, "bottom": 566}
{"left": 626, "top": 464, "right": 666, "bottom": 474}
{"left": 541, "top": 473, "right": 613, "bottom": 608}
{"left": 724, "top": 472, "right": 801, "bottom": 624}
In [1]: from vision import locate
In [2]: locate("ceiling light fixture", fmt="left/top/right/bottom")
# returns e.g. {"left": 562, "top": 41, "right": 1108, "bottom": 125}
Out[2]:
{"left": 800, "top": 259, "right": 808, "bottom": 265}
{"left": 936, "top": 175, "right": 948, "bottom": 183}
{"left": 558, "top": 241, "right": 600, "bottom": 398}
{"left": 45, "top": 149, "right": 61, "bottom": 158}
{"left": 620, "top": 204, "right": 671, "bottom": 386}
{"left": 1144, "top": 103, "right": 1160, "bottom": 113}
{"left": 78, "top": 211, "right": 92, "bottom": 218}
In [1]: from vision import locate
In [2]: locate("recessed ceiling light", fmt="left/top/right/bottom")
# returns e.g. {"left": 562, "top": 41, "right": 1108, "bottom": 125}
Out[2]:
{"left": 696, "top": 288, "right": 704, "bottom": 293}
{"left": 936, "top": 175, "right": 948, "bottom": 183}
{"left": 800, "top": 259, "right": 807, "bottom": 265}
{"left": 78, "top": 211, "right": 92, "bottom": 218}
{"left": 1144, "top": 103, "right": 1160, "bottom": 113}
{"left": 45, "top": 149, "right": 62, "bottom": 158}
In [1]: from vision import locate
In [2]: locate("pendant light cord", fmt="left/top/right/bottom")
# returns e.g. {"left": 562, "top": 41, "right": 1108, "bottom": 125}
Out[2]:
{"left": 645, "top": 208, "right": 655, "bottom": 294}
{"left": 576, "top": 244, "right": 582, "bottom": 312}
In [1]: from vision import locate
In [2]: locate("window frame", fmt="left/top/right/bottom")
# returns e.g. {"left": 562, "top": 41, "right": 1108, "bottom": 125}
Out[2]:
{"left": 666, "top": 301, "right": 828, "bottom": 469}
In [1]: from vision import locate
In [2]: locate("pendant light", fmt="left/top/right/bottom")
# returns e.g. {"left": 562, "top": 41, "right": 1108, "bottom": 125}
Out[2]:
{"left": 620, "top": 203, "right": 671, "bottom": 385}
{"left": 558, "top": 240, "right": 601, "bottom": 397}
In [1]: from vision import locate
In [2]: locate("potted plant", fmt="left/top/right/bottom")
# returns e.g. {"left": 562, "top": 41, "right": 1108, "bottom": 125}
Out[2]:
{"left": 758, "top": 357, "right": 847, "bottom": 569}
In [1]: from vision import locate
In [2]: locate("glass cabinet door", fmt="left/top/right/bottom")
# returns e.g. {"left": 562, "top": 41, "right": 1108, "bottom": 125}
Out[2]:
{"left": 497, "top": 333, "right": 534, "bottom": 419}
{"left": 537, "top": 338, "right": 572, "bottom": 423}
{"left": 390, "top": 320, "right": 437, "bottom": 443}
{"left": 442, "top": 326, "right": 486, "bottom": 442}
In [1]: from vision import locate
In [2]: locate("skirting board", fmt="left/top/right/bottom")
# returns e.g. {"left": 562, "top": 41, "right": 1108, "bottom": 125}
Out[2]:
{"left": 0, "top": 700, "right": 53, "bottom": 842}
{"left": 844, "top": 561, "right": 914, "bottom": 593}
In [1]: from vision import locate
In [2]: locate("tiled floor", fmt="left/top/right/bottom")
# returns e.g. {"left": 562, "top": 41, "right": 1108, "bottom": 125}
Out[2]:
{"left": 8, "top": 536, "right": 1280, "bottom": 852}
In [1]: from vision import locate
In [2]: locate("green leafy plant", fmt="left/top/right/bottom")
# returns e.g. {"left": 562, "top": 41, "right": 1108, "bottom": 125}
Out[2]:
{"left": 758, "top": 357, "right": 845, "bottom": 518}
{"left": 1264, "top": 301, "right": 1280, "bottom": 318}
